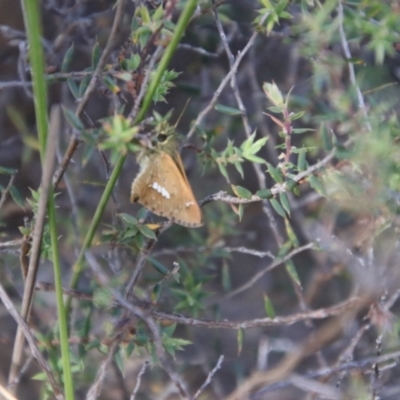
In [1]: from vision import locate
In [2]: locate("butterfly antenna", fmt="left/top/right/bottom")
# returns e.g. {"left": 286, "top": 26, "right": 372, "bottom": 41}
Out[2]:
{"left": 174, "top": 98, "right": 192, "bottom": 129}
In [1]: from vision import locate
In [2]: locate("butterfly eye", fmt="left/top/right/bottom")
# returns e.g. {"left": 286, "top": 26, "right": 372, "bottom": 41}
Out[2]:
{"left": 157, "top": 134, "right": 168, "bottom": 143}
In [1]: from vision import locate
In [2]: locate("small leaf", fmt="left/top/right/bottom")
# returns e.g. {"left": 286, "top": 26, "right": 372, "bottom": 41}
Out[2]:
{"left": 292, "top": 128, "right": 315, "bottom": 134}
{"left": 147, "top": 256, "right": 169, "bottom": 275}
{"left": 119, "top": 213, "right": 138, "bottom": 226}
{"left": 0, "top": 166, "right": 17, "bottom": 175}
{"left": 214, "top": 104, "right": 242, "bottom": 116}
{"left": 218, "top": 163, "right": 230, "bottom": 182}
{"left": 285, "top": 260, "right": 302, "bottom": 289}
{"left": 308, "top": 175, "right": 327, "bottom": 197}
{"left": 297, "top": 149, "right": 307, "bottom": 172}
{"left": 263, "top": 82, "right": 284, "bottom": 107}
{"left": 135, "top": 233, "right": 145, "bottom": 249}
{"left": 92, "top": 42, "right": 101, "bottom": 68}
{"left": 31, "top": 372, "right": 47, "bottom": 381}
{"left": 279, "top": 192, "right": 290, "bottom": 215}
{"left": 63, "top": 107, "right": 84, "bottom": 130}
{"left": 231, "top": 185, "right": 252, "bottom": 199}
{"left": 256, "top": 188, "right": 272, "bottom": 199}
{"left": 138, "top": 225, "right": 157, "bottom": 239}
{"left": 285, "top": 179, "right": 296, "bottom": 192}
{"left": 61, "top": 43, "right": 74, "bottom": 72}
{"left": 244, "top": 153, "right": 266, "bottom": 164}
{"left": 234, "top": 161, "right": 244, "bottom": 179}
{"left": 237, "top": 328, "right": 244, "bottom": 356}
{"left": 222, "top": 262, "right": 231, "bottom": 291}
{"left": 114, "top": 349, "right": 124, "bottom": 375}
{"left": 263, "top": 294, "right": 276, "bottom": 318}
{"left": 103, "top": 75, "right": 120, "bottom": 94}
{"left": 267, "top": 163, "right": 283, "bottom": 183}
{"left": 284, "top": 218, "right": 299, "bottom": 246}
{"left": 152, "top": 283, "right": 162, "bottom": 303}
{"left": 238, "top": 203, "right": 244, "bottom": 221}
{"left": 270, "top": 197, "right": 286, "bottom": 217}
{"left": 93, "top": 287, "right": 113, "bottom": 309}
{"left": 79, "top": 75, "right": 91, "bottom": 97}
{"left": 290, "top": 111, "right": 305, "bottom": 120}
{"left": 10, "top": 186, "right": 25, "bottom": 209}
{"left": 67, "top": 78, "right": 80, "bottom": 99}
{"left": 248, "top": 136, "right": 268, "bottom": 154}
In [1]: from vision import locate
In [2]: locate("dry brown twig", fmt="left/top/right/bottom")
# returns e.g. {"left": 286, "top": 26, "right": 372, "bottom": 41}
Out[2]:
{"left": 193, "top": 355, "right": 224, "bottom": 400}
{"left": 52, "top": 0, "right": 127, "bottom": 188}
{"left": 0, "top": 283, "right": 63, "bottom": 399}
{"left": 8, "top": 105, "right": 60, "bottom": 388}
{"left": 225, "top": 296, "right": 369, "bottom": 400}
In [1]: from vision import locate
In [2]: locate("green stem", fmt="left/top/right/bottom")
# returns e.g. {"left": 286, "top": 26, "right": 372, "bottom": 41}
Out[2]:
{"left": 67, "top": 0, "right": 199, "bottom": 307}
{"left": 22, "top": 0, "right": 74, "bottom": 398}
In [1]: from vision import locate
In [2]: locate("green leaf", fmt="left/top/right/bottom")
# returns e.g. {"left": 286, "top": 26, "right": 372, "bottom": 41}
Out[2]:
{"left": 152, "top": 283, "right": 162, "bottom": 303}
{"left": 284, "top": 218, "right": 299, "bottom": 246}
{"left": 248, "top": 136, "right": 268, "bottom": 154}
{"left": 147, "top": 256, "right": 169, "bottom": 276}
{"left": 31, "top": 372, "right": 47, "bottom": 381}
{"left": 214, "top": 104, "right": 242, "bottom": 116}
{"left": 135, "top": 233, "right": 145, "bottom": 249}
{"left": 61, "top": 43, "right": 74, "bottom": 73}
{"left": 79, "top": 74, "right": 91, "bottom": 97}
{"left": 119, "top": 213, "right": 138, "bottom": 226}
{"left": 231, "top": 185, "right": 252, "bottom": 199}
{"left": 237, "top": 328, "right": 244, "bottom": 356}
{"left": 92, "top": 42, "right": 101, "bottom": 68}
{"left": 308, "top": 175, "right": 327, "bottom": 197}
{"left": 256, "top": 188, "right": 272, "bottom": 199}
{"left": 234, "top": 161, "right": 244, "bottom": 179}
{"left": 267, "top": 163, "right": 283, "bottom": 183}
{"left": 285, "top": 260, "right": 302, "bottom": 288}
{"left": 241, "top": 131, "right": 256, "bottom": 152}
{"left": 297, "top": 149, "right": 307, "bottom": 172}
{"left": 63, "top": 107, "right": 85, "bottom": 130}
{"left": 67, "top": 78, "right": 80, "bottom": 99}
{"left": 290, "top": 111, "right": 305, "bottom": 120}
{"left": 218, "top": 163, "right": 230, "bottom": 182}
{"left": 238, "top": 203, "right": 244, "bottom": 221}
{"left": 243, "top": 153, "right": 266, "bottom": 164}
{"left": 292, "top": 128, "right": 315, "bottom": 134}
{"left": 10, "top": 186, "right": 25, "bottom": 209}
{"left": 279, "top": 192, "right": 290, "bottom": 215}
{"left": 263, "top": 294, "right": 275, "bottom": 318}
{"left": 93, "top": 287, "right": 113, "bottom": 309}
{"left": 270, "top": 197, "right": 286, "bottom": 217}
{"left": 285, "top": 179, "right": 296, "bottom": 192}
{"left": 0, "top": 166, "right": 17, "bottom": 175}
{"left": 222, "top": 262, "right": 231, "bottom": 291}
{"left": 139, "top": 225, "right": 157, "bottom": 239}
{"left": 114, "top": 349, "right": 124, "bottom": 375}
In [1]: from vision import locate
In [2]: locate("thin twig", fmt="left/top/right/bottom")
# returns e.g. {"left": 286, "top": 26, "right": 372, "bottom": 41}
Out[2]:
{"left": 147, "top": 297, "right": 361, "bottom": 330}
{"left": 53, "top": 0, "right": 127, "bottom": 188}
{"left": 193, "top": 355, "right": 224, "bottom": 400}
{"left": 8, "top": 105, "right": 59, "bottom": 387}
{"left": 186, "top": 13, "right": 268, "bottom": 140}
{"left": 0, "top": 174, "right": 16, "bottom": 209}
{"left": 130, "top": 361, "right": 152, "bottom": 400}
{"left": 337, "top": 0, "right": 371, "bottom": 132}
{"left": 210, "top": 243, "right": 315, "bottom": 303}
{"left": 0, "top": 283, "right": 63, "bottom": 399}
{"left": 129, "top": 45, "right": 163, "bottom": 119}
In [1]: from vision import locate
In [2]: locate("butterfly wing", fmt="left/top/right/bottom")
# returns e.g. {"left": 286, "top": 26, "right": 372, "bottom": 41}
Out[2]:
{"left": 130, "top": 151, "right": 203, "bottom": 227}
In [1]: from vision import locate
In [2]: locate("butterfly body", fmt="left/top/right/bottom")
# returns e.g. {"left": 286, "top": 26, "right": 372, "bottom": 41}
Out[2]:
{"left": 130, "top": 136, "right": 203, "bottom": 228}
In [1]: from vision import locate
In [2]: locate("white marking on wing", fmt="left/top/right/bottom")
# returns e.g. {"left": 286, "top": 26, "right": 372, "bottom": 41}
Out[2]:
{"left": 185, "top": 201, "right": 195, "bottom": 207}
{"left": 151, "top": 182, "right": 170, "bottom": 199}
